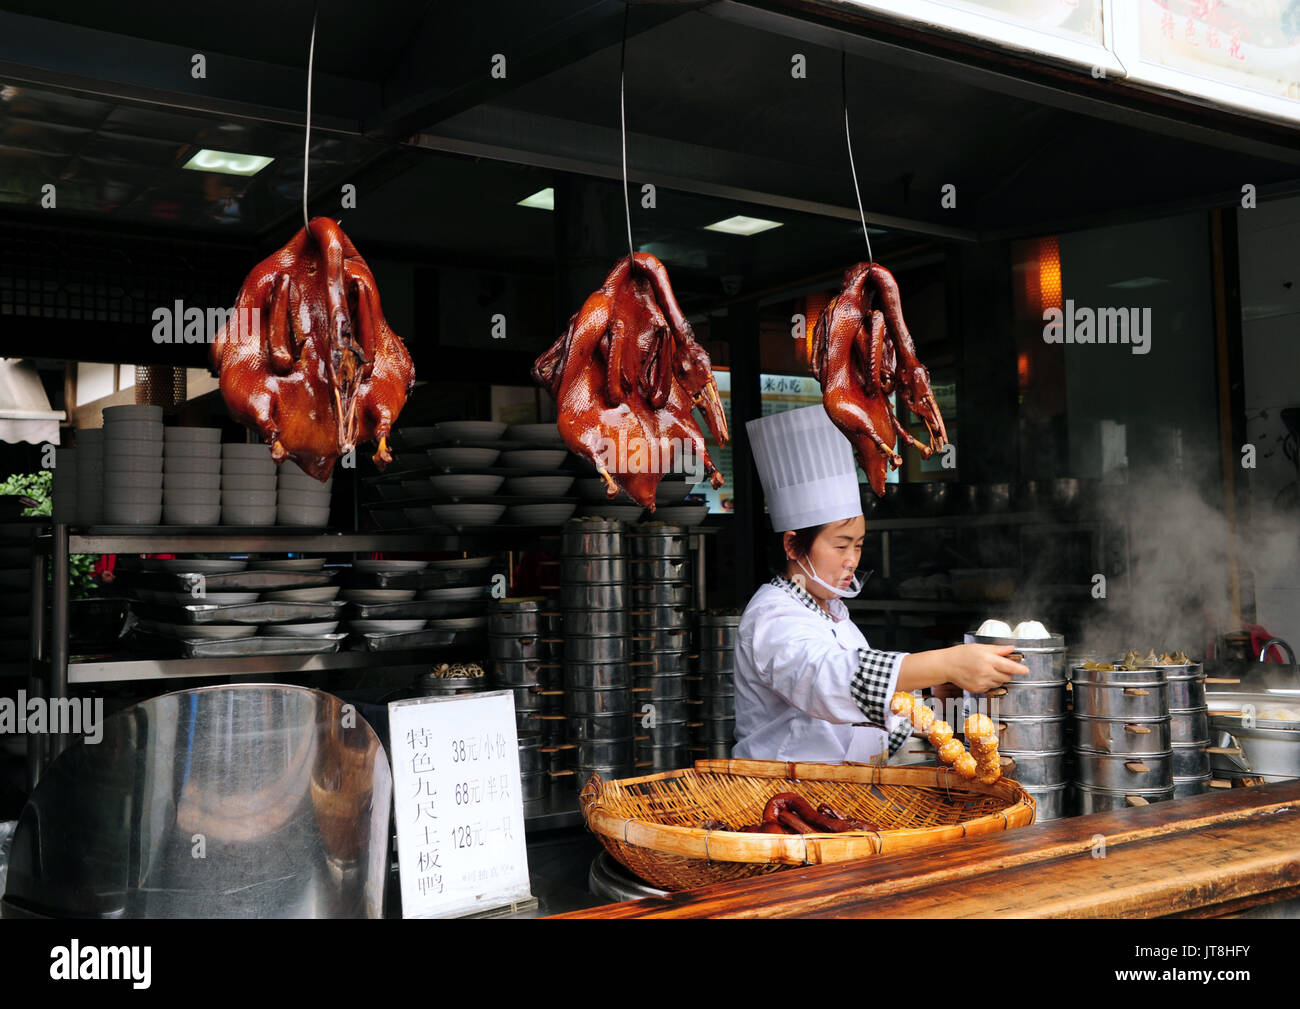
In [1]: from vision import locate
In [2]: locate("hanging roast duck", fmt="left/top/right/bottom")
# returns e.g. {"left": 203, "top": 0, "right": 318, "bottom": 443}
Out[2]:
{"left": 533, "top": 251, "right": 728, "bottom": 509}
{"left": 809, "top": 261, "right": 948, "bottom": 496}
{"left": 209, "top": 217, "right": 415, "bottom": 481}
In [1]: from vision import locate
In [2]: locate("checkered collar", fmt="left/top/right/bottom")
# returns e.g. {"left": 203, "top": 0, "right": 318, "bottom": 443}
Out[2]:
{"left": 772, "top": 574, "right": 838, "bottom": 622}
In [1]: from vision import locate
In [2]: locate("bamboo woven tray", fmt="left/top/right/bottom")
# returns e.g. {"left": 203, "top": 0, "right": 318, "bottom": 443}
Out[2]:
{"left": 579, "top": 759, "right": 1036, "bottom": 892}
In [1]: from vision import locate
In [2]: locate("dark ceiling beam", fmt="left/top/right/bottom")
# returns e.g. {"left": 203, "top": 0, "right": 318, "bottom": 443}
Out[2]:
{"left": 0, "top": 9, "right": 376, "bottom": 133}
{"left": 369, "top": 0, "right": 692, "bottom": 140}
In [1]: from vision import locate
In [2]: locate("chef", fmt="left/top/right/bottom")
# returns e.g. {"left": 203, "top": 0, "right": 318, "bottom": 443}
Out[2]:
{"left": 733, "top": 405, "right": 1026, "bottom": 763}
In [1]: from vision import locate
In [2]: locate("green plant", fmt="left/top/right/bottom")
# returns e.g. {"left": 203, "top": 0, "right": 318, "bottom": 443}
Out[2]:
{"left": 0, "top": 469, "right": 51, "bottom": 516}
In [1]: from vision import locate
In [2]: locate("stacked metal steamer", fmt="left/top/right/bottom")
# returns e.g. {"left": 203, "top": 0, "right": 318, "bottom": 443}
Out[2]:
{"left": 627, "top": 524, "right": 695, "bottom": 771}
{"left": 978, "top": 631, "right": 1070, "bottom": 820}
{"left": 487, "top": 597, "right": 559, "bottom": 803}
{"left": 1072, "top": 659, "right": 1174, "bottom": 811}
{"left": 695, "top": 612, "right": 739, "bottom": 759}
{"left": 1158, "top": 656, "right": 1210, "bottom": 798}
{"left": 561, "top": 519, "right": 634, "bottom": 787}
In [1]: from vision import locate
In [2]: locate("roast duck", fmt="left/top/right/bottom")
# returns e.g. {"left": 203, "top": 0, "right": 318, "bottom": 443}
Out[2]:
{"left": 809, "top": 262, "right": 948, "bottom": 496}
{"left": 532, "top": 252, "right": 729, "bottom": 510}
{"left": 209, "top": 217, "right": 415, "bottom": 481}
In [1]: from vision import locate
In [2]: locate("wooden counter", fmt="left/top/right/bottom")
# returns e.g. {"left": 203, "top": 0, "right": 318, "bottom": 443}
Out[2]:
{"left": 550, "top": 779, "right": 1300, "bottom": 918}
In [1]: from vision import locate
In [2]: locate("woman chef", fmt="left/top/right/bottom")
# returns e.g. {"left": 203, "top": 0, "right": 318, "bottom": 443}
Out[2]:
{"left": 733, "top": 405, "right": 1026, "bottom": 763}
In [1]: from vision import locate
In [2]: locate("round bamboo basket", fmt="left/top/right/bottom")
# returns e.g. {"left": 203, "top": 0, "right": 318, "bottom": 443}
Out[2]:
{"left": 580, "top": 758, "right": 1037, "bottom": 891}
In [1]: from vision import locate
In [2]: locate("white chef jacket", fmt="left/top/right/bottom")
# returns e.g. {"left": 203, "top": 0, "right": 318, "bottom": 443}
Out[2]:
{"left": 732, "top": 576, "right": 912, "bottom": 763}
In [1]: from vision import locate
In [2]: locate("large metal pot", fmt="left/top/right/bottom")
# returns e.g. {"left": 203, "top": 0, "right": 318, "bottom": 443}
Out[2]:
{"left": 1072, "top": 669, "right": 1168, "bottom": 719}
{"left": 567, "top": 712, "right": 634, "bottom": 740}
{"left": 565, "top": 635, "right": 627, "bottom": 662}
{"left": 971, "top": 632, "right": 1067, "bottom": 681}
{"left": 628, "top": 557, "right": 691, "bottom": 583}
{"left": 562, "top": 609, "right": 628, "bottom": 636}
{"left": 997, "top": 715, "right": 1068, "bottom": 751}
{"left": 631, "top": 627, "right": 691, "bottom": 652}
{"left": 633, "top": 675, "right": 690, "bottom": 702}
{"left": 1000, "top": 748, "right": 1067, "bottom": 785}
{"left": 1172, "top": 774, "right": 1211, "bottom": 798}
{"left": 488, "top": 633, "right": 541, "bottom": 661}
{"left": 1164, "top": 668, "right": 1207, "bottom": 709}
{"left": 564, "top": 662, "right": 629, "bottom": 689}
{"left": 1022, "top": 781, "right": 1068, "bottom": 821}
{"left": 561, "top": 556, "right": 626, "bottom": 583}
{"left": 1074, "top": 749, "right": 1173, "bottom": 790}
{"left": 1075, "top": 782, "right": 1174, "bottom": 812}
{"left": 1073, "top": 715, "right": 1172, "bottom": 755}
{"left": 628, "top": 530, "right": 689, "bottom": 557}
{"left": 564, "top": 687, "right": 631, "bottom": 716}
{"left": 1170, "top": 706, "right": 1209, "bottom": 743}
{"left": 636, "top": 720, "right": 690, "bottom": 747}
{"left": 630, "top": 605, "right": 691, "bottom": 630}
{"left": 561, "top": 521, "right": 624, "bottom": 555}
{"left": 517, "top": 735, "right": 544, "bottom": 773}
{"left": 491, "top": 658, "right": 544, "bottom": 686}
{"left": 1171, "top": 741, "right": 1211, "bottom": 777}
{"left": 630, "top": 583, "right": 691, "bottom": 607}
{"left": 561, "top": 583, "right": 625, "bottom": 610}
{"left": 630, "top": 651, "right": 690, "bottom": 675}
{"left": 506, "top": 683, "right": 546, "bottom": 713}
{"left": 985, "top": 679, "right": 1068, "bottom": 718}
{"left": 488, "top": 598, "right": 545, "bottom": 635}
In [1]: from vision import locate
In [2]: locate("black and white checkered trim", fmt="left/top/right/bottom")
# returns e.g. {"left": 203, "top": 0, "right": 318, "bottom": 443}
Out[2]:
{"left": 772, "top": 575, "right": 833, "bottom": 621}
{"left": 886, "top": 718, "right": 912, "bottom": 758}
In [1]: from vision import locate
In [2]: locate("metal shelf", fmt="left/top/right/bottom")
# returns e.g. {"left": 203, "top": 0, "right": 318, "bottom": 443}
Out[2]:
{"left": 62, "top": 652, "right": 435, "bottom": 685}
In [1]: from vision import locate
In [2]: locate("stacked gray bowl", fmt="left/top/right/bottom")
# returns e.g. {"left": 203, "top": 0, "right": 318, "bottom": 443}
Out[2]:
{"left": 976, "top": 631, "right": 1070, "bottom": 821}
{"left": 1072, "top": 663, "right": 1173, "bottom": 812}
{"left": 488, "top": 597, "right": 551, "bottom": 804}
{"left": 627, "top": 524, "right": 694, "bottom": 772}
{"left": 696, "top": 613, "right": 739, "bottom": 761}
{"left": 1158, "top": 658, "right": 1210, "bottom": 798}
{"left": 560, "top": 519, "right": 633, "bottom": 789}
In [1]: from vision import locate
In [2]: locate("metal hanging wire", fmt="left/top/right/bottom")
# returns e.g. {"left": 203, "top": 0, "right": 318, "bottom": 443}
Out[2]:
{"left": 841, "top": 50, "right": 874, "bottom": 265}
{"left": 302, "top": 3, "right": 319, "bottom": 230}
{"left": 620, "top": 2, "right": 635, "bottom": 263}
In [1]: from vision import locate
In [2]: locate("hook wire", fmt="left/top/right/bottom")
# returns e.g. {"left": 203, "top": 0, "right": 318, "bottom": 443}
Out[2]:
{"left": 620, "top": 2, "right": 635, "bottom": 263}
{"left": 302, "top": 2, "right": 319, "bottom": 230}
{"left": 841, "top": 50, "right": 874, "bottom": 264}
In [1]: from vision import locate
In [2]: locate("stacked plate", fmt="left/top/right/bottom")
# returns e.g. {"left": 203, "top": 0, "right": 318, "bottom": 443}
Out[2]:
{"left": 561, "top": 519, "right": 633, "bottom": 789}
{"left": 103, "top": 405, "right": 164, "bottom": 525}
{"left": 278, "top": 460, "right": 332, "bottom": 527}
{"left": 694, "top": 612, "right": 740, "bottom": 765}
{"left": 627, "top": 524, "right": 696, "bottom": 769}
{"left": 163, "top": 427, "right": 221, "bottom": 525}
{"left": 52, "top": 447, "right": 77, "bottom": 523}
{"left": 221, "top": 444, "right": 276, "bottom": 525}
{"left": 75, "top": 428, "right": 104, "bottom": 525}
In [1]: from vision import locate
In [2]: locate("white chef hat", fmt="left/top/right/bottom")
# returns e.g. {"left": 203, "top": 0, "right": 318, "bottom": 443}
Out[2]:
{"left": 746, "top": 405, "right": 863, "bottom": 532}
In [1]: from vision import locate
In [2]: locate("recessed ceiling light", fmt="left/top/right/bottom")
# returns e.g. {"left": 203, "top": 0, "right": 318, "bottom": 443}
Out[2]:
{"left": 517, "top": 187, "right": 554, "bottom": 211}
{"left": 704, "top": 215, "right": 783, "bottom": 236}
{"left": 182, "top": 149, "right": 273, "bottom": 176}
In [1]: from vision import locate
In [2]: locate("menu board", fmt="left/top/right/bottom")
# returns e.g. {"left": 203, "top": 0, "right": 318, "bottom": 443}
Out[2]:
{"left": 388, "top": 691, "right": 533, "bottom": 918}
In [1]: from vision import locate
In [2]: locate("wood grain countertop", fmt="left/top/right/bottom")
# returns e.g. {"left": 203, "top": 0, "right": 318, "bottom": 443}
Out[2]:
{"left": 549, "top": 779, "right": 1300, "bottom": 918}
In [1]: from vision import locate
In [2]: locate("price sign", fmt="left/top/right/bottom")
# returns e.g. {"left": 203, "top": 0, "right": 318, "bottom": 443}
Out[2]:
{"left": 388, "top": 691, "right": 533, "bottom": 918}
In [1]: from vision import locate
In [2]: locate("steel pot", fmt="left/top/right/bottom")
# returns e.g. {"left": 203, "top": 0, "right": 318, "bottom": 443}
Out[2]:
{"left": 1075, "top": 782, "right": 1174, "bottom": 813}
{"left": 561, "top": 522, "right": 624, "bottom": 555}
{"left": 564, "top": 661, "right": 629, "bottom": 690}
{"left": 1000, "top": 748, "right": 1068, "bottom": 786}
{"left": 636, "top": 720, "right": 690, "bottom": 747}
{"left": 699, "top": 612, "right": 741, "bottom": 628}
{"left": 488, "top": 601, "right": 543, "bottom": 636}
{"left": 561, "top": 583, "right": 625, "bottom": 610}
{"left": 629, "top": 651, "right": 690, "bottom": 675}
{"left": 628, "top": 557, "right": 691, "bottom": 583}
{"left": 1170, "top": 706, "right": 1209, "bottom": 743}
{"left": 1172, "top": 775, "right": 1211, "bottom": 798}
{"left": 700, "top": 624, "right": 739, "bottom": 650}
{"left": 561, "top": 556, "right": 626, "bottom": 583}
{"left": 564, "top": 635, "right": 627, "bottom": 662}
{"left": 564, "top": 687, "right": 631, "bottom": 716}
{"left": 1022, "top": 781, "right": 1068, "bottom": 821}
{"left": 576, "top": 738, "right": 633, "bottom": 766}
{"left": 491, "top": 659, "right": 544, "bottom": 686}
{"left": 972, "top": 633, "right": 1067, "bottom": 681}
{"left": 703, "top": 718, "right": 735, "bottom": 744}
{"left": 702, "top": 693, "right": 736, "bottom": 719}
{"left": 521, "top": 771, "right": 548, "bottom": 802}
{"left": 628, "top": 531, "right": 689, "bottom": 557}
{"left": 517, "top": 737, "right": 544, "bottom": 774}
{"left": 567, "top": 713, "right": 634, "bottom": 740}
{"left": 997, "top": 716, "right": 1068, "bottom": 751}
{"left": 630, "top": 583, "right": 691, "bottom": 607}
{"left": 630, "top": 605, "right": 691, "bottom": 630}
{"left": 706, "top": 740, "right": 732, "bottom": 759}
{"left": 631, "top": 627, "right": 690, "bottom": 652}
{"left": 1171, "top": 741, "right": 1211, "bottom": 777}
{"left": 538, "top": 610, "right": 563, "bottom": 635}
{"left": 633, "top": 675, "right": 690, "bottom": 702}
{"left": 562, "top": 609, "right": 628, "bottom": 636}
{"left": 506, "top": 683, "right": 547, "bottom": 712}
{"left": 513, "top": 708, "right": 543, "bottom": 734}
{"left": 699, "top": 673, "right": 735, "bottom": 697}
{"left": 1073, "top": 715, "right": 1171, "bottom": 755}
{"left": 698, "top": 649, "right": 734, "bottom": 673}
{"left": 488, "top": 633, "right": 541, "bottom": 661}
{"left": 1072, "top": 677, "right": 1168, "bottom": 719}
{"left": 1207, "top": 719, "right": 1300, "bottom": 779}
{"left": 635, "top": 744, "right": 691, "bottom": 772}
{"left": 1164, "top": 668, "right": 1206, "bottom": 709}
{"left": 985, "top": 679, "right": 1068, "bottom": 718}
{"left": 1073, "top": 749, "right": 1173, "bottom": 790}
{"left": 636, "top": 696, "right": 690, "bottom": 723}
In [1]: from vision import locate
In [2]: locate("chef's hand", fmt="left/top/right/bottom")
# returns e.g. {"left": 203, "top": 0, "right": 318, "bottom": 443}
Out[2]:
{"left": 945, "top": 644, "right": 1028, "bottom": 695}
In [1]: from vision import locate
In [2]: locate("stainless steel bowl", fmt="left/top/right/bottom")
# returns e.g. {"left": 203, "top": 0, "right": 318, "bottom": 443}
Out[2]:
{"left": 1073, "top": 714, "right": 1171, "bottom": 754}
{"left": 564, "top": 688, "right": 632, "bottom": 716}
{"left": 491, "top": 659, "right": 544, "bottom": 686}
{"left": 628, "top": 557, "right": 691, "bottom": 583}
{"left": 1022, "top": 781, "right": 1068, "bottom": 821}
{"left": 1075, "top": 782, "right": 1174, "bottom": 813}
{"left": 1072, "top": 676, "right": 1168, "bottom": 719}
{"left": 1171, "top": 741, "right": 1211, "bottom": 778}
{"left": 997, "top": 715, "right": 1068, "bottom": 751}
{"left": 564, "top": 636, "right": 627, "bottom": 662}
{"left": 561, "top": 556, "right": 626, "bottom": 584}
{"left": 488, "top": 633, "right": 541, "bottom": 661}
{"left": 985, "top": 679, "right": 1068, "bottom": 718}
{"left": 1169, "top": 706, "right": 1209, "bottom": 743}
{"left": 1000, "top": 748, "right": 1068, "bottom": 786}
{"left": 630, "top": 605, "right": 691, "bottom": 630}
{"left": 630, "top": 583, "right": 691, "bottom": 607}
{"left": 1073, "top": 749, "right": 1172, "bottom": 790}
{"left": 564, "top": 662, "right": 629, "bottom": 690}
{"left": 562, "top": 609, "right": 628, "bottom": 636}
{"left": 560, "top": 583, "right": 625, "bottom": 610}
